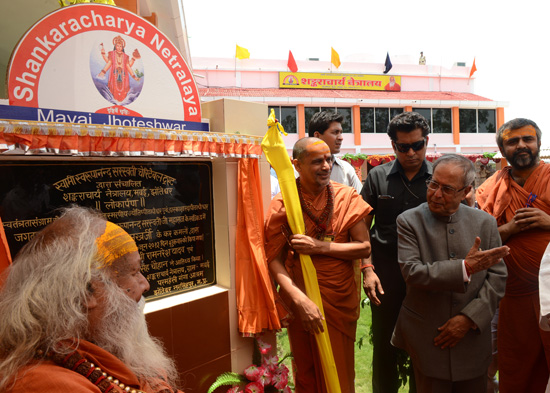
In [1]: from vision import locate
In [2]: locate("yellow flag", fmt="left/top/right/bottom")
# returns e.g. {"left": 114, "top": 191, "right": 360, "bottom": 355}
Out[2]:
{"left": 331, "top": 47, "right": 341, "bottom": 68}
{"left": 262, "top": 110, "right": 341, "bottom": 393}
{"left": 236, "top": 44, "right": 250, "bottom": 60}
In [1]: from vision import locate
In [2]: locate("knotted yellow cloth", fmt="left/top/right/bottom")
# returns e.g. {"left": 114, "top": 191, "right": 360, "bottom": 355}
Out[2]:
{"left": 261, "top": 109, "right": 341, "bottom": 393}
{"left": 96, "top": 221, "right": 138, "bottom": 267}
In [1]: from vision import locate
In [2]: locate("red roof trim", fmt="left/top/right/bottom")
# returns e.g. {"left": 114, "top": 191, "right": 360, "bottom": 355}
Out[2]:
{"left": 199, "top": 88, "right": 493, "bottom": 102}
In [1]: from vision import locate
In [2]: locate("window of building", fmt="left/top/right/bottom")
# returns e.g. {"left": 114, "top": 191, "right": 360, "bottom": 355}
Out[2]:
{"left": 360, "top": 108, "right": 374, "bottom": 133}
{"left": 459, "top": 109, "right": 477, "bottom": 133}
{"left": 305, "top": 107, "right": 353, "bottom": 133}
{"left": 268, "top": 106, "right": 297, "bottom": 133}
{"left": 337, "top": 108, "right": 352, "bottom": 133}
{"left": 304, "top": 107, "right": 319, "bottom": 135}
{"left": 413, "top": 108, "right": 452, "bottom": 134}
{"left": 478, "top": 109, "right": 496, "bottom": 133}
{"left": 375, "top": 108, "right": 389, "bottom": 135}
{"left": 432, "top": 108, "right": 452, "bottom": 134}
{"left": 459, "top": 109, "right": 496, "bottom": 133}
{"left": 390, "top": 108, "right": 404, "bottom": 120}
{"left": 360, "top": 107, "right": 403, "bottom": 133}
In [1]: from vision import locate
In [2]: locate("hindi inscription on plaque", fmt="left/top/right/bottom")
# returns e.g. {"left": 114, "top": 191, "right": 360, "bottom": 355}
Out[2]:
{"left": 0, "top": 160, "right": 215, "bottom": 300}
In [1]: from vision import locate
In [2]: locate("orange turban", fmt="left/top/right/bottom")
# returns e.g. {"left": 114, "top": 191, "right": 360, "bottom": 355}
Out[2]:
{"left": 95, "top": 221, "right": 138, "bottom": 267}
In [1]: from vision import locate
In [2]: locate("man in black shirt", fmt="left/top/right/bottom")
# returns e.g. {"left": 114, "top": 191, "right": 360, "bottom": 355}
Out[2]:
{"left": 361, "top": 111, "right": 432, "bottom": 393}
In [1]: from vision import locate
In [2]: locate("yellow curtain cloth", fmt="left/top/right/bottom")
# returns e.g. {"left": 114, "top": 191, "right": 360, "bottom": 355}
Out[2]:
{"left": 261, "top": 110, "right": 341, "bottom": 393}
{"left": 236, "top": 157, "right": 281, "bottom": 335}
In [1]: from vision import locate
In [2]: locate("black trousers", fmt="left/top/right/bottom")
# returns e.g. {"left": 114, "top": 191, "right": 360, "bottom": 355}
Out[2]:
{"left": 371, "top": 286, "right": 416, "bottom": 393}
{"left": 413, "top": 368, "right": 486, "bottom": 393}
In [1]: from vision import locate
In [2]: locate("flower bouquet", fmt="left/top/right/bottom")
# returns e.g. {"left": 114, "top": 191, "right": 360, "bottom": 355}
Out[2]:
{"left": 207, "top": 337, "right": 292, "bottom": 393}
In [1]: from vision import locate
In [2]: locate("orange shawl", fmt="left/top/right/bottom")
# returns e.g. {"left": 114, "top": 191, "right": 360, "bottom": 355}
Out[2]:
{"left": 265, "top": 181, "right": 372, "bottom": 337}
{"left": 10, "top": 340, "right": 181, "bottom": 393}
{"left": 265, "top": 181, "right": 371, "bottom": 393}
{"left": 477, "top": 162, "right": 550, "bottom": 295}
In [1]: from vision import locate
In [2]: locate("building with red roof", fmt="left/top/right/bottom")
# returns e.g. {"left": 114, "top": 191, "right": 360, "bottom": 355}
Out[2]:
{"left": 193, "top": 57, "right": 507, "bottom": 156}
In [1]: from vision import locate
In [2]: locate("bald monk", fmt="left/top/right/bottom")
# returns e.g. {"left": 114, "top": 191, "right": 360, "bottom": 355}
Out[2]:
{"left": 0, "top": 206, "right": 183, "bottom": 392}
{"left": 477, "top": 118, "right": 550, "bottom": 393}
{"left": 265, "top": 137, "right": 372, "bottom": 393}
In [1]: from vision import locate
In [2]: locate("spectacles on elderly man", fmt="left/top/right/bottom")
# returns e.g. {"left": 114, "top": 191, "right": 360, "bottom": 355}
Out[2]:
{"left": 426, "top": 179, "right": 467, "bottom": 196}
{"left": 394, "top": 139, "right": 426, "bottom": 153}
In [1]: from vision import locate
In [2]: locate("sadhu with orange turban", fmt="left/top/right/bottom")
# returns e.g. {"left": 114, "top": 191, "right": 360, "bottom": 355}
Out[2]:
{"left": 0, "top": 206, "right": 184, "bottom": 393}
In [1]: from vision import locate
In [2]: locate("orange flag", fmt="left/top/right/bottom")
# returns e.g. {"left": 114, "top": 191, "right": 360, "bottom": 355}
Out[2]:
{"left": 469, "top": 58, "right": 477, "bottom": 78}
{"left": 287, "top": 50, "right": 298, "bottom": 73}
{"left": 331, "top": 47, "right": 341, "bottom": 69}
{"left": 0, "top": 216, "right": 12, "bottom": 284}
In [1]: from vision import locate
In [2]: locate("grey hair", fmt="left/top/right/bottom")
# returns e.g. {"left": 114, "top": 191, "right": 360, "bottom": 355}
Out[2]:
{"left": 496, "top": 118, "right": 541, "bottom": 151}
{"left": 0, "top": 206, "right": 107, "bottom": 391}
{"left": 432, "top": 154, "right": 475, "bottom": 188}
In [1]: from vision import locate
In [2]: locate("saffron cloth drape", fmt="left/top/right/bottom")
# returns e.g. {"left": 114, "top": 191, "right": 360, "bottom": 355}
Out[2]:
{"left": 236, "top": 157, "right": 281, "bottom": 335}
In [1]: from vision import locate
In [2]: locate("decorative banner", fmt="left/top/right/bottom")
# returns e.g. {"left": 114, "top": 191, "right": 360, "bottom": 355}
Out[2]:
{"left": 0, "top": 119, "right": 262, "bottom": 158}
{"left": 279, "top": 72, "right": 401, "bottom": 92}
{"left": 8, "top": 3, "right": 201, "bottom": 122}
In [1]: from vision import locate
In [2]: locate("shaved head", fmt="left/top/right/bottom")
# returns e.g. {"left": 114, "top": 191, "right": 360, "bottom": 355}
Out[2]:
{"left": 293, "top": 137, "right": 330, "bottom": 162}
{"left": 292, "top": 137, "right": 332, "bottom": 194}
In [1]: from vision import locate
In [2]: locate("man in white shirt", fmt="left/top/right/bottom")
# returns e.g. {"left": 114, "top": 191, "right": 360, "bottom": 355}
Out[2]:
{"left": 308, "top": 110, "right": 362, "bottom": 193}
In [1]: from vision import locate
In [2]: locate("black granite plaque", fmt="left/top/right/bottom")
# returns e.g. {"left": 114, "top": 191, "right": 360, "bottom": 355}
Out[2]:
{"left": 0, "top": 160, "right": 215, "bottom": 300}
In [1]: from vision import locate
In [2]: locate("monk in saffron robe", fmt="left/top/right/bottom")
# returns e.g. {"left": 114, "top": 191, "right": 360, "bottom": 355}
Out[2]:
{"left": 265, "top": 137, "right": 372, "bottom": 393}
{"left": 0, "top": 207, "right": 182, "bottom": 392}
{"left": 476, "top": 118, "right": 550, "bottom": 393}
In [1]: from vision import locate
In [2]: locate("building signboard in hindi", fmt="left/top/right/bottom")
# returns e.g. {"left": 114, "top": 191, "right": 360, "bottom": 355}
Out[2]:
{"left": 279, "top": 72, "right": 402, "bottom": 92}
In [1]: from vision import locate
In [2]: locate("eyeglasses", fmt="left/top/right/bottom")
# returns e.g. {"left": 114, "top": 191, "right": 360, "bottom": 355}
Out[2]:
{"left": 426, "top": 179, "right": 467, "bottom": 196}
{"left": 394, "top": 139, "right": 426, "bottom": 153}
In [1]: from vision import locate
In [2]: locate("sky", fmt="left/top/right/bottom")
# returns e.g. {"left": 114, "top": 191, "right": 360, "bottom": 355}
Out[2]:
{"left": 182, "top": 0, "right": 550, "bottom": 146}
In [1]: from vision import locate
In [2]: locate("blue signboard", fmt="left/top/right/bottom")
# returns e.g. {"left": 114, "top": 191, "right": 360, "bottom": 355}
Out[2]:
{"left": 0, "top": 104, "right": 209, "bottom": 132}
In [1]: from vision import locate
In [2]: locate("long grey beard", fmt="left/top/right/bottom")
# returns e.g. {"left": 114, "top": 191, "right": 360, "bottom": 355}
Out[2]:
{"left": 91, "top": 288, "right": 178, "bottom": 387}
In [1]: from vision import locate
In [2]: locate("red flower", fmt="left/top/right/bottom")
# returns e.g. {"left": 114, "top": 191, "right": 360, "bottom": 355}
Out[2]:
{"left": 256, "top": 338, "right": 272, "bottom": 355}
{"left": 272, "top": 371, "right": 289, "bottom": 390}
{"left": 257, "top": 368, "right": 272, "bottom": 386}
{"left": 226, "top": 386, "right": 243, "bottom": 393}
{"left": 244, "top": 381, "right": 264, "bottom": 393}
{"left": 274, "top": 363, "right": 289, "bottom": 377}
{"left": 262, "top": 354, "right": 278, "bottom": 372}
{"left": 244, "top": 365, "right": 264, "bottom": 382}
{"left": 282, "top": 386, "right": 292, "bottom": 393}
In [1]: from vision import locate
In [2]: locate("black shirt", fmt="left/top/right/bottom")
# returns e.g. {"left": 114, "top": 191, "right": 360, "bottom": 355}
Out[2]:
{"left": 360, "top": 159, "right": 433, "bottom": 285}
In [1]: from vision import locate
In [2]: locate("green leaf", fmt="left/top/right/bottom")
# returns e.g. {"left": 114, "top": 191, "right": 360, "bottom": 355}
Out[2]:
{"left": 341, "top": 153, "right": 368, "bottom": 161}
{"left": 206, "top": 372, "right": 246, "bottom": 393}
{"left": 277, "top": 351, "right": 294, "bottom": 364}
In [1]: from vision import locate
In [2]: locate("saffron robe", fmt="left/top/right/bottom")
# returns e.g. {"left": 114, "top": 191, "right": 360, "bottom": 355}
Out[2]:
{"left": 265, "top": 181, "right": 372, "bottom": 393}
{"left": 9, "top": 340, "right": 181, "bottom": 393}
{"left": 107, "top": 50, "right": 131, "bottom": 103}
{"left": 477, "top": 162, "right": 550, "bottom": 393}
